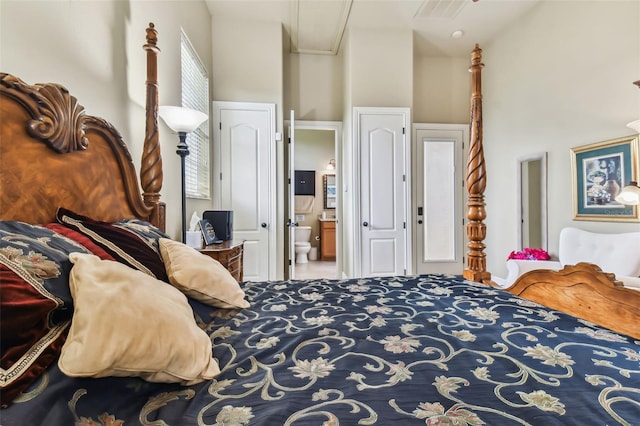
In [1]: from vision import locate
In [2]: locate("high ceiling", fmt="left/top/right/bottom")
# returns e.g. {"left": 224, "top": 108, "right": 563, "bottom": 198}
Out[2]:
{"left": 205, "top": 0, "right": 540, "bottom": 57}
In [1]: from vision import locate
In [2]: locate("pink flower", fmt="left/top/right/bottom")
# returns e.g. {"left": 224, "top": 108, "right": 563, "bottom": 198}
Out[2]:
{"left": 508, "top": 248, "right": 550, "bottom": 261}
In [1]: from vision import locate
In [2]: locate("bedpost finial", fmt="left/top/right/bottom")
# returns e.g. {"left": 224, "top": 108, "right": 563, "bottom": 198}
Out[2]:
{"left": 470, "top": 44, "right": 483, "bottom": 67}
{"left": 145, "top": 23, "right": 158, "bottom": 48}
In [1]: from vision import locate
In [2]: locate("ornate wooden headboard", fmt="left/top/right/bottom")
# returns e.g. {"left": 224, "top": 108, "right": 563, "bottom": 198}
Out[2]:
{"left": 0, "top": 23, "right": 164, "bottom": 230}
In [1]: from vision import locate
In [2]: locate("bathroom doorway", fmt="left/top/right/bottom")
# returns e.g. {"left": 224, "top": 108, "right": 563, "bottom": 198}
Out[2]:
{"left": 287, "top": 120, "right": 342, "bottom": 280}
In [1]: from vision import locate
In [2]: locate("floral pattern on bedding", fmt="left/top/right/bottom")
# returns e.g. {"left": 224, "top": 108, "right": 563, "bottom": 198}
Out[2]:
{"left": 2, "top": 274, "right": 639, "bottom": 425}
{"left": 0, "top": 221, "right": 93, "bottom": 406}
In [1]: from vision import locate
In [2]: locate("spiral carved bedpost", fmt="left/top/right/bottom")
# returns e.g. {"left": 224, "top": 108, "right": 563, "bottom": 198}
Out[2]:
{"left": 141, "top": 22, "right": 166, "bottom": 231}
{"left": 463, "top": 44, "right": 491, "bottom": 284}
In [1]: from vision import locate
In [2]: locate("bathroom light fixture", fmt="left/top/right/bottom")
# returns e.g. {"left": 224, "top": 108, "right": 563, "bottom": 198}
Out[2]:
{"left": 326, "top": 159, "right": 336, "bottom": 171}
{"left": 158, "top": 105, "right": 208, "bottom": 243}
{"left": 615, "top": 181, "right": 640, "bottom": 205}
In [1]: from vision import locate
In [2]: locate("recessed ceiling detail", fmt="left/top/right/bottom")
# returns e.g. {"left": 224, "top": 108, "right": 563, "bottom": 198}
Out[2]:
{"left": 290, "top": 0, "right": 353, "bottom": 55}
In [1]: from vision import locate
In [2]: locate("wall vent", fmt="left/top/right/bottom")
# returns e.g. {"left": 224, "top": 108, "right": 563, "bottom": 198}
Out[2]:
{"left": 414, "top": 0, "right": 467, "bottom": 20}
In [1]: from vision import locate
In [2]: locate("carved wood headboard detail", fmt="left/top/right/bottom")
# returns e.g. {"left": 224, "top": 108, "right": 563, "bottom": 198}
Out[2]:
{"left": 0, "top": 23, "right": 164, "bottom": 230}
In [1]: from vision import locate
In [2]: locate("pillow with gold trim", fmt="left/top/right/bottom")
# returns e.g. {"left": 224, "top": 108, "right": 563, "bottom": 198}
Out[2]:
{"left": 159, "top": 238, "right": 250, "bottom": 309}
{"left": 55, "top": 208, "right": 169, "bottom": 283}
{"left": 0, "top": 221, "right": 93, "bottom": 407}
{"left": 59, "top": 253, "right": 220, "bottom": 384}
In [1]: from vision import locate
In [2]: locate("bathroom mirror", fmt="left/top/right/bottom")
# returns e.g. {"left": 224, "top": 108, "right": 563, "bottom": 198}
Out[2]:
{"left": 517, "top": 152, "right": 548, "bottom": 250}
{"left": 323, "top": 174, "right": 336, "bottom": 209}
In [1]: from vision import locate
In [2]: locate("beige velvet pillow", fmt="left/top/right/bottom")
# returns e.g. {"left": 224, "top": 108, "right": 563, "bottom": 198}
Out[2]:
{"left": 59, "top": 253, "right": 220, "bottom": 385}
{"left": 159, "top": 238, "right": 250, "bottom": 309}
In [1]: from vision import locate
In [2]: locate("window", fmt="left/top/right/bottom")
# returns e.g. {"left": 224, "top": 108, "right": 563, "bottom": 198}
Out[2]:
{"left": 181, "top": 30, "right": 210, "bottom": 199}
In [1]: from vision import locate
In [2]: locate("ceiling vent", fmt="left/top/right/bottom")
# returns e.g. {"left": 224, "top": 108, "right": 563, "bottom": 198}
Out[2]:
{"left": 290, "top": 0, "right": 353, "bottom": 55}
{"left": 415, "top": 0, "right": 468, "bottom": 20}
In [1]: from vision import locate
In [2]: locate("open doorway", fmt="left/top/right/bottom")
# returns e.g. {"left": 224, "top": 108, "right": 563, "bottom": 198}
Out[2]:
{"left": 287, "top": 120, "right": 342, "bottom": 280}
{"left": 517, "top": 152, "right": 548, "bottom": 251}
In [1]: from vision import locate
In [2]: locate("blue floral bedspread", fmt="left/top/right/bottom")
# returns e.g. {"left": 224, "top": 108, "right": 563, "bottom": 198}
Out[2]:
{"left": 3, "top": 274, "right": 639, "bottom": 425}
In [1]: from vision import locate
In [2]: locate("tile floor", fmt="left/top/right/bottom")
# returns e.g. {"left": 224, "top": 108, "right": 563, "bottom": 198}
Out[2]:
{"left": 293, "top": 260, "right": 339, "bottom": 280}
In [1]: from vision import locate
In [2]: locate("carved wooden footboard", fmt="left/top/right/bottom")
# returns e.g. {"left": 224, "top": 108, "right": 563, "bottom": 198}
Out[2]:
{"left": 508, "top": 262, "right": 640, "bottom": 339}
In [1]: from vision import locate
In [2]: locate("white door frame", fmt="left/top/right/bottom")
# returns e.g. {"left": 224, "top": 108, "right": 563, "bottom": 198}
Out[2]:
{"left": 353, "top": 107, "right": 411, "bottom": 277}
{"left": 213, "top": 101, "right": 277, "bottom": 280}
{"left": 287, "top": 111, "right": 296, "bottom": 279}
{"left": 285, "top": 119, "right": 343, "bottom": 278}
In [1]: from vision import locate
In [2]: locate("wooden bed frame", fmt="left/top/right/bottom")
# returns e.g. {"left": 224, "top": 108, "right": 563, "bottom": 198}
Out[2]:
{"left": 462, "top": 44, "right": 640, "bottom": 340}
{"left": 0, "top": 31, "right": 638, "bottom": 340}
{"left": 0, "top": 23, "right": 164, "bottom": 230}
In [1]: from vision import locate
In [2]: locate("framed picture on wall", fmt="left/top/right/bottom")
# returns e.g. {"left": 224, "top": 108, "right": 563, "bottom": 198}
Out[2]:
{"left": 570, "top": 135, "right": 639, "bottom": 222}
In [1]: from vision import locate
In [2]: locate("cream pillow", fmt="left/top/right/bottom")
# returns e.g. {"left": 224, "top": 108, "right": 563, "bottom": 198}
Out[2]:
{"left": 159, "top": 238, "right": 250, "bottom": 309}
{"left": 59, "top": 253, "right": 220, "bottom": 385}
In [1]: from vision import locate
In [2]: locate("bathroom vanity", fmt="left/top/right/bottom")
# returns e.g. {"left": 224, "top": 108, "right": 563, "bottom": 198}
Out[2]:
{"left": 319, "top": 219, "right": 336, "bottom": 260}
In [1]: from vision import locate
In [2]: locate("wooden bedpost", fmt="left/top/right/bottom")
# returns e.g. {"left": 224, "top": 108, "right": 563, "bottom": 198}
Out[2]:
{"left": 141, "top": 22, "right": 166, "bottom": 231}
{"left": 463, "top": 44, "right": 491, "bottom": 284}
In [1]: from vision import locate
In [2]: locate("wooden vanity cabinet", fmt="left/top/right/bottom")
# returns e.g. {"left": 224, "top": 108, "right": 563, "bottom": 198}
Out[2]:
{"left": 319, "top": 220, "right": 336, "bottom": 260}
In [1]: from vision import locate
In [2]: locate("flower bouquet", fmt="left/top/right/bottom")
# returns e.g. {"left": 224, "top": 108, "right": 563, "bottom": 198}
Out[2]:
{"left": 507, "top": 247, "right": 550, "bottom": 261}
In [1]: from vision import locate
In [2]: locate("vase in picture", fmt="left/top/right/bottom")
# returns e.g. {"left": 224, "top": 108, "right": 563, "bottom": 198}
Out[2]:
{"left": 604, "top": 179, "right": 620, "bottom": 202}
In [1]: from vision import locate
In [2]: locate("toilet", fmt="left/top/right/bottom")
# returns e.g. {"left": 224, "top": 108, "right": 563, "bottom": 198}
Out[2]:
{"left": 294, "top": 226, "right": 312, "bottom": 263}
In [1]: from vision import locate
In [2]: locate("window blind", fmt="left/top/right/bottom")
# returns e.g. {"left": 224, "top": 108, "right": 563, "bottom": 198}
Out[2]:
{"left": 181, "top": 30, "right": 210, "bottom": 199}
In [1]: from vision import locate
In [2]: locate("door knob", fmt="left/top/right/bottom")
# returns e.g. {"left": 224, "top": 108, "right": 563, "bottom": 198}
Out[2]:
{"left": 363, "top": 221, "right": 368, "bottom": 227}
{"left": 261, "top": 222, "right": 268, "bottom": 228}
{"left": 418, "top": 220, "right": 423, "bottom": 224}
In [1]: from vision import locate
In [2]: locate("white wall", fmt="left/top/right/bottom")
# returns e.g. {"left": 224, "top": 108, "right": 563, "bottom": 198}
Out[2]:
{"left": 483, "top": 0, "right": 640, "bottom": 279}
{"left": 285, "top": 53, "right": 344, "bottom": 121}
{"left": 1, "top": 0, "right": 213, "bottom": 240}
{"left": 413, "top": 56, "right": 469, "bottom": 124}
{"left": 348, "top": 28, "right": 414, "bottom": 107}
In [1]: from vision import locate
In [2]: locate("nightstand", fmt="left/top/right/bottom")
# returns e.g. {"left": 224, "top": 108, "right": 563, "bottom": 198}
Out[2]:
{"left": 199, "top": 240, "right": 244, "bottom": 281}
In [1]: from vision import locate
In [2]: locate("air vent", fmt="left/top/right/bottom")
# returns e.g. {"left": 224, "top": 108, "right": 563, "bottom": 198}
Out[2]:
{"left": 415, "top": 0, "right": 467, "bottom": 19}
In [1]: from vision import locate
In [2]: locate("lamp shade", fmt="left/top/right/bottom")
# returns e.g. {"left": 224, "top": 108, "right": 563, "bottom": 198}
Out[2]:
{"left": 615, "top": 181, "right": 640, "bottom": 205}
{"left": 627, "top": 119, "right": 640, "bottom": 134}
{"left": 159, "top": 106, "right": 208, "bottom": 133}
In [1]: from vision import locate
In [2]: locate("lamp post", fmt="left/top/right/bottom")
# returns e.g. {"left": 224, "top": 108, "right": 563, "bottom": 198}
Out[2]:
{"left": 158, "top": 106, "right": 208, "bottom": 242}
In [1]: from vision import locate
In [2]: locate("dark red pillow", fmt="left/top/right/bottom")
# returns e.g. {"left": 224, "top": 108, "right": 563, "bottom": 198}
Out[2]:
{"left": 0, "top": 221, "right": 90, "bottom": 406}
{"left": 44, "top": 223, "right": 115, "bottom": 261}
{"left": 55, "top": 208, "right": 169, "bottom": 283}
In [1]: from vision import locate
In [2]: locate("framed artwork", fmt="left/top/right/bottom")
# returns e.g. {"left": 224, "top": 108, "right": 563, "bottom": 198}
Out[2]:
{"left": 199, "top": 219, "right": 222, "bottom": 245}
{"left": 571, "top": 135, "right": 639, "bottom": 222}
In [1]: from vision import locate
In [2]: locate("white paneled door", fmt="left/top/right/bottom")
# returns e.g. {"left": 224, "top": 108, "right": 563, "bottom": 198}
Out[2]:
{"left": 413, "top": 125, "right": 467, "bottom": 275}
{"left": 213, "top": 101, "right": 276, "bottom": 281}
{"left": 355, "top": 107, "right": 410, "bottom": 277}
